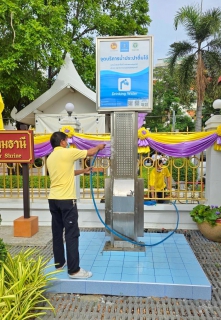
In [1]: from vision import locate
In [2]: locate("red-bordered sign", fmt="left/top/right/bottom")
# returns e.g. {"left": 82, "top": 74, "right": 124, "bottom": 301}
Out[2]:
{"left": 0, "top": 130, "right": 34, "bottom": 163}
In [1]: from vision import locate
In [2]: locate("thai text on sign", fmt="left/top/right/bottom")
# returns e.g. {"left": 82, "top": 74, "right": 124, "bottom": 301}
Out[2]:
{"left": 0, "top": 130, "right": 34, "bottom": 163}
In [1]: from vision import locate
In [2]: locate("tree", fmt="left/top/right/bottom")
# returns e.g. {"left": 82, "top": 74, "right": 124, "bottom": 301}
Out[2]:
{"left": 146, "top": 66, "right": 195, "bottom": 132}
{"left": 168, "top": 5, "right": 221, "bottom": 131}
{"left": 202, "top": 75, "right": 221, "bottom": 127}
{"left": 0, "top": 0, "right": 151, "bottom": 123}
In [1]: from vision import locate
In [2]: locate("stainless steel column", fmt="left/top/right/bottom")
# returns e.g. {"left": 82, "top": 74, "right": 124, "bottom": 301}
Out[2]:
{"left": 105, "top": 112, "right": 144, "bottom": 248}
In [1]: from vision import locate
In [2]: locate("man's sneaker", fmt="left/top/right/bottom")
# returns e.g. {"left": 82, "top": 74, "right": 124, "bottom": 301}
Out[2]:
{"left": 69, "top": 268, "right": 92, "bottom": 279}
{"left": 56, "top": 261, "right": 67, "bottom": 270}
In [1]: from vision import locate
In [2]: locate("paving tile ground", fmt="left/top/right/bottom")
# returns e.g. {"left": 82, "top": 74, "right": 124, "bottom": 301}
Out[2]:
{"left": 0, "top": 226, "right": 52, "bottom": 246}
{"left": 2, "top": 227, "right": 221, "bottom": 319}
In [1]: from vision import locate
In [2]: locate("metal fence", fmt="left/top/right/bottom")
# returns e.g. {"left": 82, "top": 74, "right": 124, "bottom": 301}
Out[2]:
{"left": 139, "top": 153, "right": 205, "bottom": 204}
{"left": 0, "top": 152, "right": 205, "bottom": 203}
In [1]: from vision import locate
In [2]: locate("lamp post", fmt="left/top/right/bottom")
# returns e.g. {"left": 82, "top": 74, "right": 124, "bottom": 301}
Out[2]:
{"left": 213, "top": 99, "right": 221, "bottom": 111}
{"left": 59, "top": 102, "right": 81, "bottom": 132}
{"left": 65, "top": 102, "right": 75, "bottom": 117}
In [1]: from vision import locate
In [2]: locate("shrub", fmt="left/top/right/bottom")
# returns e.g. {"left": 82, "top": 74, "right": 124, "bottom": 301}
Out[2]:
{"left": 80, "top": 175, "right": 104, "bottom": 188}
{"left": 0, "top": 176, "right": 51, "bottom": 188}
{"left": 171, "top": 158, "right": 198, "bottom": 183}
{"left": 29, "top": 176, "right": 51, "bottom": 188}
{"left": 0, "top": 239, "right": 7, "bottom": 266}
{"left": 0, "top": 175, "right": 106, "bottom": 189}
{"left": 0, "top": 248, "right": 59, "bottom": 319}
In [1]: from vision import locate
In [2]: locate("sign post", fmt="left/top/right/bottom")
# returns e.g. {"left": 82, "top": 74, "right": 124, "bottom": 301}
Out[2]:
{"left": 0, "top": 130, "right": 38, "bottom": 237}
{"left": 96, "top": 36, "right": 153, "bottom": 250}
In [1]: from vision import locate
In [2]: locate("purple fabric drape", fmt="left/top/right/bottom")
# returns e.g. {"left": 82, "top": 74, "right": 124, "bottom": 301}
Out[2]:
{"left": 33, "top": 132, "right": 219, "bottom": 158}
{"left": 148, "top": 133, "right": 217, "bottom": 157}
{"left": 138, "top": 139, "right": 149, "bottom": 146}
{"left": 34, "top": 138, "right": 111, "bottom": 158}
{"left": 71, "top": 137, "right": 111, "bottom": 157}
{"left": 217, "top": 136, "right": 221, "bottom": 145}
{"left": 34, "top": 142, "right": 52, "bottom": 158}
{"left": 138, "top": 113, "right": 147, "bottom": 129}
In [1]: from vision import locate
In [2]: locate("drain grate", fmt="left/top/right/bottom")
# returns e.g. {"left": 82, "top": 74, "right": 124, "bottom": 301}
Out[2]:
{"left": 40, "top": 294, "right": 221, "bottom": 319}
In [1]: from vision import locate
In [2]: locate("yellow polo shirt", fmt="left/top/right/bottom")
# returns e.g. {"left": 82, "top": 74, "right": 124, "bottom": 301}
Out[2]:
{"left": 149, "top": 167, "right": 171, "bottom": 191}
{"left": 47, "top": 147, "right": 87, "bottom": 199}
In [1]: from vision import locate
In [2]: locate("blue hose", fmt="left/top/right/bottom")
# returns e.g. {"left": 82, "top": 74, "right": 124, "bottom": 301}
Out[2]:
{"left": 90, "top": 153, "right": 180, "bottom": 247}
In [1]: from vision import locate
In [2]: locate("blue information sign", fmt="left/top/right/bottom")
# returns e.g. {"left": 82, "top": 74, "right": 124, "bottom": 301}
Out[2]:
{"left": 96, "top": 36, "right": 153, "bottom": 112}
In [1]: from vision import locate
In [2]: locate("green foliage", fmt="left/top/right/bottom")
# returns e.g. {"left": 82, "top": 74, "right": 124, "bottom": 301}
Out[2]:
{"left": 168, "top": 4, "right": 221, "bottom": 131}
{"left": 0, "top": 175, "right": 105, "bottom": 188}
{"left": 147, "top": 66, "right": 195, "bottom": 132}
{"left": 0, "top": 239, "right": 7, "bottom": 266}
{"left": 80, "top": 175, "right": 104, "bottom": 188}
{"left": 202, "top": 78, "right": 221, "bottom": 126}
{"left": 190, "top": 204, "right": 221, "bottom": 226}
{"left": 138, "top": 166, "right": 151, "bottom": 188}
{"left": 0, "top": 176, "right": 51, "bottom": 188}
{"left": 0, "top": 248, "right": 60, "bottom": 319}
{"left": 171, "top": 158, "right": 198, "bottom": 183}
{"left": 0, "top": 0, "right": 151, "bottom": 120}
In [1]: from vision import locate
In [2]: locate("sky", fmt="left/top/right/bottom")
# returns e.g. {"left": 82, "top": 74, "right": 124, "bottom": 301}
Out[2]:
{"left": 148, "top": 0, "right": 221, "bottom": 65}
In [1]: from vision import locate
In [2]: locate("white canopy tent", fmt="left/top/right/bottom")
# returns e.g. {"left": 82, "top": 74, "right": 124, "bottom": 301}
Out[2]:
{"left": 35, "top": 113, "right": 105, "bottom": 134}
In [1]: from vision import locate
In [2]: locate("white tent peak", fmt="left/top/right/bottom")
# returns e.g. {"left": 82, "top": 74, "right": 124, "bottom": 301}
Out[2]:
{"left": 11, "top": 53, "right": 96, "bottom": 125}
{"left": 52, "top": 53, "right": 87, "bottom": 90}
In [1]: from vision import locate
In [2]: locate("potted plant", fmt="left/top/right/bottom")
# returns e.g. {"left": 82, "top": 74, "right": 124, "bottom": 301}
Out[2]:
{"left": 190, "top": 204, "right": 221, "bottom": 242}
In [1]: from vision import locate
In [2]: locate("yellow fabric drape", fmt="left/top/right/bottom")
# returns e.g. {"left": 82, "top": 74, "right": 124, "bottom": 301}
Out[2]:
{"left": 34, "top": 133, "right": 111, "bottom": 144}
{"left": 138, "top": 146, "right": 150, "bottom": 154}
{"left": 75, "top": 133, "right": 111, "bottom": 141}
{"left": 214, "top": 142, "right": 221, "bottom": 151}
{"left": 0, "top": 93, "right": 5, "bottom": 130}
{"left": 34, "top": 134, "right": 52, "bottom": 144}
{"left": 146, "top": 131, "right": 216, "bottom": 144}
{"left": 33, "top": 128, "right": 219, "bottom": 149}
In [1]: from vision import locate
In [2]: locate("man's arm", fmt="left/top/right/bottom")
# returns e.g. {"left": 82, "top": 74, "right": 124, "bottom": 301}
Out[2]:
{"left": 87, "top": 144, "right": 106, "bottom": 156}
{"left": 149, "top": 170, "right": 155, "bottom": 198}
{"left": 166, "top": 176, "right": 172, "bottom": 190}
{"left": 74, "top": 167, "right": 92, "bottom": 176}
{"left": 150, "top": 186, "right": 155, "bottom": 199}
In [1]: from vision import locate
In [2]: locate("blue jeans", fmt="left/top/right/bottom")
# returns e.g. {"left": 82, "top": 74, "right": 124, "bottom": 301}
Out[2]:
{"left": 48, "top": 199, "right": 80, "bottom": 274}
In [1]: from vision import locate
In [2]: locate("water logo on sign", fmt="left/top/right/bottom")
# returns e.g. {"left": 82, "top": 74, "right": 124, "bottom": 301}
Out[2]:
{"left": 118, "top": 78, "right": 131, "bottom": 91}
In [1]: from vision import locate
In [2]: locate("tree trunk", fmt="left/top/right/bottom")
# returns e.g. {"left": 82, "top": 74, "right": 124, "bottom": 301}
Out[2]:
{"left": 195, "top": 50, "right": 206, "bottom": 132}
{"left": 195, "top": 104, "right": 203, "bottom": 132}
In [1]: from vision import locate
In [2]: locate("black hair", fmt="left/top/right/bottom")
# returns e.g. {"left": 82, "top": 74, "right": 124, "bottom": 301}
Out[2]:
{"left": 153, "top": 159, "right": 163, "bottom": 166}
{"left": 50, "top": 131, "right": 67, "bottom": 148}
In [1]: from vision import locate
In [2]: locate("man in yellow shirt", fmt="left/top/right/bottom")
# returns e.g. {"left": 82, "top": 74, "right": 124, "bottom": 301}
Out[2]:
{"left": 149, "top": 159, "right": 171, "bottom": 203}
{"left": 47, "top": 131, "right": 105, "bottom": 279}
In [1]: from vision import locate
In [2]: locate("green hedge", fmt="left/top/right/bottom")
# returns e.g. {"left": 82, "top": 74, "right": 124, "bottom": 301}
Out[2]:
{"left": 0, "top": 175, "right": 104, "bottom": 188}
{"left": 171, "top": 158, "right": 198, "bottom": 182}
{"left": 80, "top": 175, "right": 104, "bottom": 188}
{"left": 0, "top": 176, "right": 51, "bottom": 188}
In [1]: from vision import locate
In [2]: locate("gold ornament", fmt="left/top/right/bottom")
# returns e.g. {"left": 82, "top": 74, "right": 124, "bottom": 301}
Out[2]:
{"left": 60, "top": 125, "right": 75, "bottom": 138}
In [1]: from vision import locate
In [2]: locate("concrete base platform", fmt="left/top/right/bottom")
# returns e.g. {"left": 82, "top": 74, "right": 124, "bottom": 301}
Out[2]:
{"left": 46, "top": 232, "right": 211, "bottom": 300}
